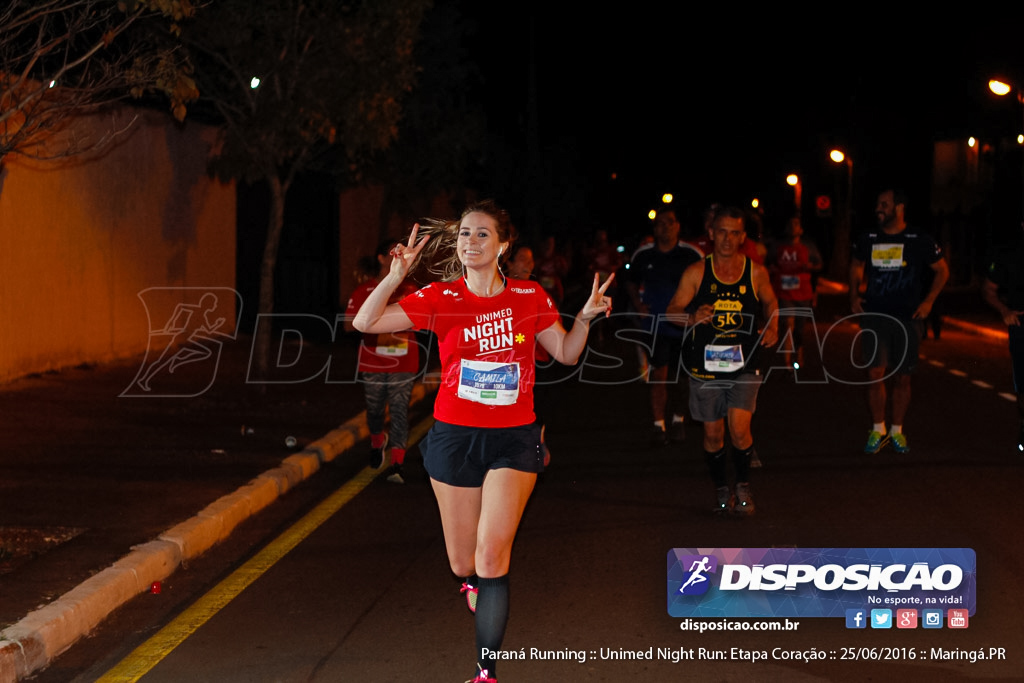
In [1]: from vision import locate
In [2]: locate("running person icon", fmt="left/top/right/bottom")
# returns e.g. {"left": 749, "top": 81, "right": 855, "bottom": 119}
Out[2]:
{"left": 353, "top": 200, "right": 613, "bottom": 683}
{"left": 135, "top": 293, "right": 227, "bottom": 392}
{"left": 679, "top": 556, "right": 711, "bottom": 592}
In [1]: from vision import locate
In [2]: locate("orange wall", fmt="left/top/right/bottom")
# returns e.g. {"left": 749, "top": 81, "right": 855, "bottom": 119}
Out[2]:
{"left": 0, "top": 109, "right": 235, "bottom": 382}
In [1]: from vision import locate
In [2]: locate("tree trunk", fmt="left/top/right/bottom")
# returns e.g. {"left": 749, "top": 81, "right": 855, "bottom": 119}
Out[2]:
{"left": 252, "top": 173, "right": 289, "bottom": 380}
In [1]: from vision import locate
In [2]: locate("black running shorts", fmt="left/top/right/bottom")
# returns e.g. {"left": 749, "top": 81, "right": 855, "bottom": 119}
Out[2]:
{"left": 420, "top": 420, "right": 544, "bottom": 487}
{"left": 858, "top": 313, "right": 919, "bottom": 375}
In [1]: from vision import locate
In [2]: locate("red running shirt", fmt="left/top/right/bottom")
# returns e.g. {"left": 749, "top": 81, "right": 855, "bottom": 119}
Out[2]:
{"left": 770, "top": 243, "right": 814, "bottom": 303}
{"left": 400, "top": 278, "right": 560, "bottom": 427}
{"left": 345, "top": 279, "right": 421, "bottom": 373}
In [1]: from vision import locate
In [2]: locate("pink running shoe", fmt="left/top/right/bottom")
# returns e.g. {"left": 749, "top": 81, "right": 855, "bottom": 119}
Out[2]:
{"left": 461, "top": 582, "right": 478, "bottom": 613}
{"left": 466, "top": 667, "right": 497, "bottom": 683}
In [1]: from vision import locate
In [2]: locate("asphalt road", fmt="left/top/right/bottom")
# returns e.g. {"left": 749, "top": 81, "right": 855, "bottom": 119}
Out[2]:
{"left": 25, "top": 309, "right": 1024, "bottom": 682}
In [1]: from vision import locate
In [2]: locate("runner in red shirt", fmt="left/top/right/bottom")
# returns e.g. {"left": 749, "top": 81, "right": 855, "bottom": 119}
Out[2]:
{"left": 353, "top": 200, "right": 613, "bottom": 683}
{"left": 767, "top": 217, "right": 822, "bottom": 371}
{"left": 344, "top": 240, "right": 420, "bottom": 483}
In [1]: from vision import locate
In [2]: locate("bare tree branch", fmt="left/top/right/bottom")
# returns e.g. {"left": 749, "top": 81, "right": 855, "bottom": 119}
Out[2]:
{"left": 0, "top": 0, "right": 198, "bottom": 162}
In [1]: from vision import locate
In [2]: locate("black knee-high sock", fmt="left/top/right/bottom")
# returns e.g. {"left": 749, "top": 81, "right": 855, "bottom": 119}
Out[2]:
{"left": 475, "top": 574, "right": 510, "bottom": 676}
{"left": 704, "top": 448, "right": 728, "bottom": 488}
{"left": 734, "top": 444, "right": 754, "bottom": 483}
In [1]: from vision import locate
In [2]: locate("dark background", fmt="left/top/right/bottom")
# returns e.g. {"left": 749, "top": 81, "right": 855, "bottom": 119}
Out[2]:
{"left": 458, "top": 8, "right": 1024, "bottom": 244}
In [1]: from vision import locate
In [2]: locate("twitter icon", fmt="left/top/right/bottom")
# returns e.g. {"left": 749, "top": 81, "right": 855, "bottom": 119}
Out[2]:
{"left": 870, "top": 609, "right": 892, "bottom": 629}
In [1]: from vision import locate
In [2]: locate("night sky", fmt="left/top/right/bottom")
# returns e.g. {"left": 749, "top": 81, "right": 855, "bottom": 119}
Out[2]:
{"left": 456, "top": 6, "right": 1024, "bottom": 243}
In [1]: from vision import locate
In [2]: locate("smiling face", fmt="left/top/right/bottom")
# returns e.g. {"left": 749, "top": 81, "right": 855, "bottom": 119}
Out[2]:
{"left": 458, "top": 211, "right": 507, "bottom": 269}
{"left": 875, "top": 190, "right": 904, "bottom": 231}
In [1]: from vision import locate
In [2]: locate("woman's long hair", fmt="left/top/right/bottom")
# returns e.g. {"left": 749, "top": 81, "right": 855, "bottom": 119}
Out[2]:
{"left": 411, "top": 199, "right": 517, "bottom": 282}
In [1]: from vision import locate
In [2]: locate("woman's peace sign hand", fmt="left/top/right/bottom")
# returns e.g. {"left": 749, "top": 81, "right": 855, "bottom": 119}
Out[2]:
{"left": 580, "top": 273, "right": 615, "bottom": 321}
{"left": 388, "top": 224, "right": 430, "bottom": 280}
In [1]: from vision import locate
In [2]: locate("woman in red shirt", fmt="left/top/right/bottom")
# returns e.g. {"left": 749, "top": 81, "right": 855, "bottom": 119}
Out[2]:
{"left": 354, "top": 200, "right": 612, "bottom": 683}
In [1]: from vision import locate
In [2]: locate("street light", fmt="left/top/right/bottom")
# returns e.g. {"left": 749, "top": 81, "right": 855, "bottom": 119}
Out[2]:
{"left": 829, "top": 148, "right": 854, "bottom": 279}
{"left": 987, "top": 77, "right": 1024, "bottom": 222}
{"left": 989, "top": 79, "right": 1013, "bottom": 97}
{"left": 787, "top": 173, "right": 802, "bottom": 216}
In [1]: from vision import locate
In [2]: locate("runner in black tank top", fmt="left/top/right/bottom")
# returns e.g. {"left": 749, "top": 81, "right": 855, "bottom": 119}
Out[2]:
{"left": 666, "top": 207, "right": 778, "bottom": 517}
{"left": 684, "top": 254, "right": 764, "bottom": 382}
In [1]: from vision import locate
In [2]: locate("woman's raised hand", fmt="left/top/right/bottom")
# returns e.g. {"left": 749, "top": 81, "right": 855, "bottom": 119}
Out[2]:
{"left": 580, "top": 273, "right": 614, "bottom": 321}
{"left": 389, "top": 224, "right": 430, "bottom": 279}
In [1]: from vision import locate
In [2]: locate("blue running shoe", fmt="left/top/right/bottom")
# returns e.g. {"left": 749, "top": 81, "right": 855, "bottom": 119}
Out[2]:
{"left": 864, "top": 430, "right": 889, "bottom": 454}
{"left": 890, "top": 432, "right": 909, "bottom": 454}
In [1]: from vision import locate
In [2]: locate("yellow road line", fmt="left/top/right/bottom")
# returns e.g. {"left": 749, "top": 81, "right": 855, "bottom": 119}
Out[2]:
{"left": 98, "top": 416, "right": 434, "bottom": 682}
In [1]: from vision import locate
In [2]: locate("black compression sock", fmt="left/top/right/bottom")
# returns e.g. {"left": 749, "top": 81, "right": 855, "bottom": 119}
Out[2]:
{"left": 704, "top": 448, "right": 728, "bottom": 488}
{"left": 475, "top": 574, "right": 510, "bottom": 676}
{"left": 734, "top": 444, "right": 755, "bottom": 483}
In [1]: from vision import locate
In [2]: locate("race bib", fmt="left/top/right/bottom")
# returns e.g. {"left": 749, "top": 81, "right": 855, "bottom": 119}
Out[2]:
{"left": 780, "top": 274, "right": 800, "bottom": 291}
{"left": 704, "top": 344, "right": 744, "bottom": 373}
{"left": 374, "top": 333, "right": 409, "bottom": 357}
{"left": 457, "top": 359, "right": 520, "bottom": 405}
{"left": 870, "top": 243, "right": 904, "bottom": 269}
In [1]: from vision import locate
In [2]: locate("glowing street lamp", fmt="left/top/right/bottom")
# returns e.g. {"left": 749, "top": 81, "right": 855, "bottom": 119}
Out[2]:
{"left": 829, "top": 148, "right": 854, "bottom": 278}
{"left": 661, "top": 193, "right": 673, "bottom": 204}
{"left": 987, "top": 77, "right": 1024, "bottom": 126}
{"left": 786, "top": 174, "right": 802, "bottom": 215}
{"left": 989, "top": 79, "right": 1012, "bottom": 97}
{"left": 987, "top": 77, "right": 1024, "bottom": 220}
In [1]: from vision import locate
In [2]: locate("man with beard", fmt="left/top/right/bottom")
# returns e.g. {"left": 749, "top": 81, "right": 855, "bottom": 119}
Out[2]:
{"left": 850, "top": 189, "right": 948, "bottom": 455}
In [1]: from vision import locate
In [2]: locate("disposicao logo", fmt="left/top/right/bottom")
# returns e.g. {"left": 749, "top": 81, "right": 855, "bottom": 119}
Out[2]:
{"left": 667, "top": 548, "right": 976, "bottom": 619}
{"left": 676, "top": 555, "right": 718, "bottom": 596}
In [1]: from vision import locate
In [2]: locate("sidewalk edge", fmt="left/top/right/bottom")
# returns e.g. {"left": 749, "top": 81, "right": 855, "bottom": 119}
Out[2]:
{"left": 0, "top": 384, "right": 429, "bottom": 682}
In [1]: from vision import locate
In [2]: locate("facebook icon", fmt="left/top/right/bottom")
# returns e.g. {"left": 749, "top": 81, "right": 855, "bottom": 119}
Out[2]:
{"left": 845, "top": 609, "right": 867, "bottom": 629}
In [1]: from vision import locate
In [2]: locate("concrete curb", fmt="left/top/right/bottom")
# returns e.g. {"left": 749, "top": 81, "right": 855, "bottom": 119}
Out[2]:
{"left": 0, "top": 384, "right": 430, "bottom": 682}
